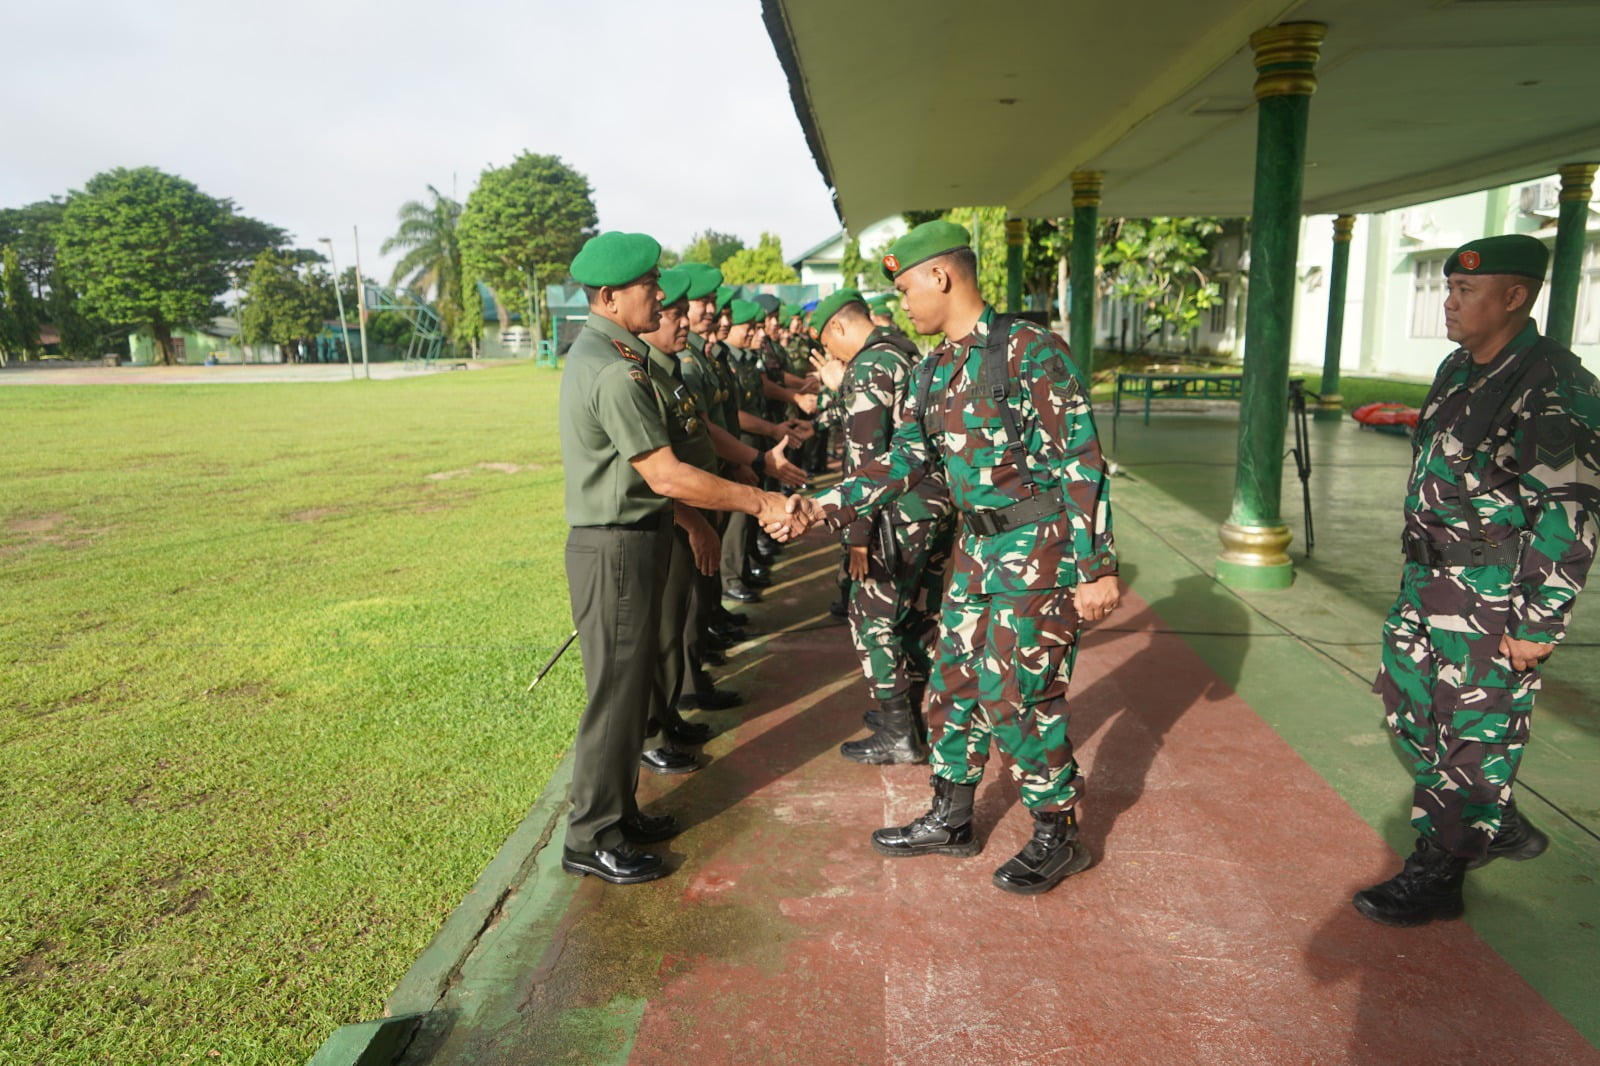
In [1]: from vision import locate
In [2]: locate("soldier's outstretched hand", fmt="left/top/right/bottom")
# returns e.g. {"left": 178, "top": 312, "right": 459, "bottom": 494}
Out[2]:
{"left": 810, "top": 353, "right": 846, "bottom": 393}
{"left": 767, "top": 441, "right": 808, "bottom": 487}
{"left": 1073, "top": 575, "right": 1120, "bottom": 624}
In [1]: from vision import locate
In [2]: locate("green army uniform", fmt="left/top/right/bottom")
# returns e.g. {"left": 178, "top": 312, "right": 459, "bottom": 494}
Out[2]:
{"left": 817, "top": 305, "right": 1115, "bottom": 807}
{"left": 820, "top": 302, "right": 958, "bottom": 766}
{"left": 1358, "top": 234, "right": 1600, "bottom": 926}
{"left": 559, "top": 311, "right": 674, "bottom": 855}
{"left": 810, "top": 218, "right": 1115, "bottom": 894}
{"left": 643, "top": 333, "right": 720, "bottom": 748}
{"left": 720, "top": 301, "right": 770, "bottom": 597}
{"left": 1374, "top": 287, "right": 1600, "bottom": 859}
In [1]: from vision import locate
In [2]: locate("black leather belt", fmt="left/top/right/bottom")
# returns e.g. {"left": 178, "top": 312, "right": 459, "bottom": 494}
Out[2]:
{"left": 964, "top": 487, "right": 1065, "bottom": 537}
{"left": 593, "top": 511, "right": 669, "bottom": 532}
{"left": 1402, "top": 536, "right": 1519, "bottom": 568}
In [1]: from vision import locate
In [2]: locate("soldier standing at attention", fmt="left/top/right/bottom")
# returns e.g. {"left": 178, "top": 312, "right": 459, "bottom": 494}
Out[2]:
{"left": 773, "top": 221, "right": 1120, "bottom": 895}
{"left": 558, "top": 232, "right": 792, "bottom": 885}
{"left": 809, "top": 288, "right": 955, "bottom": 765}
{"left": 1354, "top": 234, "right": 1600, "bottom": 926}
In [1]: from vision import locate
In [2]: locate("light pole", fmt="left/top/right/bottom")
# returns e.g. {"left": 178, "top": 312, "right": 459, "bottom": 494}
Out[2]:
{"left": 352, "top": 225, "right": 372, "bottom": 379}
{"left": 319, "top": 238, "right": 357, "bottom": 379}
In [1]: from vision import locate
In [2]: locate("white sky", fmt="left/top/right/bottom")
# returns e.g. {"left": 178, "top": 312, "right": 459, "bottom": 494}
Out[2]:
{"left": 0, "top": 0, "right": 843, "bottom": 278}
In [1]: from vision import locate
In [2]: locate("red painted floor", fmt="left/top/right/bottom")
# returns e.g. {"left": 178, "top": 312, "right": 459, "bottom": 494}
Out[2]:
{"left": 609, "top": 541, "right": 1599, "bottom": 1066}
{"left": 417, "top": 525, "right": 1599, "bottom": 1065}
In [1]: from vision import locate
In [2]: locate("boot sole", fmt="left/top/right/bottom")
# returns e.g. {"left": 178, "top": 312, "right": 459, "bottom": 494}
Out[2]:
{"left": 1350, "top": 892, "right": 1464, "bottom": 927}
{"left": 991, "top": 845, "right": 1094, "bottom": 895}
{"left": 872, "top": 839, "right": 982, "bottom": 858}
{"left": 839, "top": 749, "right": 930, "bottom": 765}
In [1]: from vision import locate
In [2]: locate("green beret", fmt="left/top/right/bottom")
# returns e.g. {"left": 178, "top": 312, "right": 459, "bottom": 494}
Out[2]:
{"left": 753, "top": 293, "right": 781, "bottom": 316}
{"left": 1444, "top": 234, "right": 1549, "bottom": 280}
{"left": 681, "top": 262, "right": 723, "bottom": 300}
{"left": 730, "top": 299, "right": 763, "bottom": 326}
{"left": 715, "top": 285, "right": 736, "bottom": 312}
{"left": 570, "top": 231, "right": 661, "bottom": 287}
{"left": 880, "top": 220, "right": 971, "bottom": 281}
{"left": 657, "top": 266, "right": 692, "bottom": 307}
{"left": 812, "top": 288, "right": 867, "bottom": 331}
{"left": 779, "top": 303, "right": 800, "bottom": 321}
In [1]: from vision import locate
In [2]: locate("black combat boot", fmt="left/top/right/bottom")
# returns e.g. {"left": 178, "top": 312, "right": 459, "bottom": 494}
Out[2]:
{"left": 1467, "top": 800, "right": 1550, "bottom": 869}
{"left": 991, "top": 809, "right": 1093, "bottom": 894}
{"left": 840, "top": 694, "right": 929, "bottom": 765}
{"left": 865, "top": 678, "right": 928, "bottom": 732}
{"left": 1352, "top": 836, "right": 1468, "bottom": 926}
{"left": 871, "top": 776, "right": 980, "bottom": 857}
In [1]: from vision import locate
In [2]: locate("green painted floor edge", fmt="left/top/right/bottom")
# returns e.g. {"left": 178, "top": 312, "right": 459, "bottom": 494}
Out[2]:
{"left": 1111, "top": 472, "right": 1600, "bottom": 1049}
{"left": 307, "top": 751, "right": 583, "bottom": 1065}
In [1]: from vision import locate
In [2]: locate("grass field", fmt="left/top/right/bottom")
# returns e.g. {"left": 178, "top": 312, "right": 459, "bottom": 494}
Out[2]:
{"left": 0, "top": 365, "right": 584, "bottom": 1063}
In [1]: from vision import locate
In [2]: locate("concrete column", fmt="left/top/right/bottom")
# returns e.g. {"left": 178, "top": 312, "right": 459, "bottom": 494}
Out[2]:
{"left": 1217, "top": 21, "right": 1325, "bottom": 591}
{"left": 1315, "top": 214, "right": 1356, "bottom": 420}
{"left": 1070, "top": 170, "right": 1102, "bottom": 378}
{"left": 1005, "top": 217, "right": 1026, "bottom": 313}
{"left": 1547, "top": 162, "right": 1597, "bottom": 347}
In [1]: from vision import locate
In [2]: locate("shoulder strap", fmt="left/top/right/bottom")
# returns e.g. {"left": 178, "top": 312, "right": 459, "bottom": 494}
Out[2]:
{"left": 1454, "top": 337, "right": 1559, "bottom": 453}
{"left": 982, "top": 314, "right": 1039, "bottom": 492}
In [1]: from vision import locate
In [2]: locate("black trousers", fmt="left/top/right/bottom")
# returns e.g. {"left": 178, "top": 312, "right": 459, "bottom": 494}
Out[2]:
{"left": 563, "top": 519, "right": 670, "bottom": 852}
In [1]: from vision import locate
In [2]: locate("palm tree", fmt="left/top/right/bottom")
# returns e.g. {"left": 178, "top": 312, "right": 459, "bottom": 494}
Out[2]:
{"left": 381, "top": 186, "right": 467, "bottom": 348}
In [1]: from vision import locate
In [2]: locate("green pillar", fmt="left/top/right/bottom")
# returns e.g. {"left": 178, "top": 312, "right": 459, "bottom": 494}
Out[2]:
{"left": 1070, "top": 171, "right": 1102, "bottom": 378}
{"left": 1005, "top": 217, "right": 1025, "bottom": 313}
{"left": 1547, "top": 162, "right": 1596, "bottom": 347}
{"left": 1315, "top": 214, "right": 1355, "bottom": 421}
{"left": 1217, "top": 21, "right": 1325, "bottom": 591}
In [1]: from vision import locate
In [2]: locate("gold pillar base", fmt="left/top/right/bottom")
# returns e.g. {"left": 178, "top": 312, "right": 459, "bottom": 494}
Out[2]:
{"left": 1216, "top": 522, "right": 1295, "bottom": 588}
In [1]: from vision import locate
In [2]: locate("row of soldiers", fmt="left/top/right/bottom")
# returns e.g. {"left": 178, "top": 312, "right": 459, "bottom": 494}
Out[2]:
{"left": 557, "top": 220, "right": 1120, "bottom": 894}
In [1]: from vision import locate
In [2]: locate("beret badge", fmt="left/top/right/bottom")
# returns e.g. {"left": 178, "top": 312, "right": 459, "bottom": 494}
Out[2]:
{"left": 1459, "top": 250, "right": 1481, "bottom": 270}
{"left": 883, "top": 253, "right": 900, "bottom": 274}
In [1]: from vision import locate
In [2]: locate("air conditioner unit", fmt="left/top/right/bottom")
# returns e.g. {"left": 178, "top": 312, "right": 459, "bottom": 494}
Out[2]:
{"left": 1520, "top": 181, "right": 1560, "bottom": 214}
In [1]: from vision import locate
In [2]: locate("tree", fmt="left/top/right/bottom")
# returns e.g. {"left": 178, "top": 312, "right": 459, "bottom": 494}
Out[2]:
{"left": 459, "top": 152, "right": 598, "bottom": 348}
{"left": 1098, "top": 216, "right": 1223, "bottom": 350}
{"left": 45, "top": 267, "right": 111, "bottom": 358}
{"left": 0, "top": 246, "right": 42, "bottom": 362}
{"left": 839, "top": 233, "right": 870, "bottom": 292}
{"left": 240, "top": 250, "right": 330, "bottom": 361}
{"left": 381, "top": 185, "right": 467, "bottom": 350}
{"left": 0, "top": 199, "right": 67, "bottom": 299}
{"left": 680, "top": 229, "right": 745, "bottom": 267}
{"left": 720, "top": 232, "right": 799, "bottom": 285}
{"left": 55, "top": 167, "right": 237, "bottom": 365}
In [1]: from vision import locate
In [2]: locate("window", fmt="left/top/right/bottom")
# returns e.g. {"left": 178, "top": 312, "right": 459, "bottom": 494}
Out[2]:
{"left": 171, "top": 336, "right": 188, "bottom": 361}
{"left": 1410, "top": 255, "right": 1450, "bottom": 338}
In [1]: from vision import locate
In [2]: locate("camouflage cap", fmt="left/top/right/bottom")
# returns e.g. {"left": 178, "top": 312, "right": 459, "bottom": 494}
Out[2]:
{"left": 880, "top": 220, "right": 971, "bottom": 281}
{"left": 811, "top": 288, "right": 867, "bottom": 331}
{"left": 570, "top": 231, "right": 661, "bottom": 287}
{"left": 1444, "top": 234, "right": 1549, "bottom": 280}
{"left": 729, "top": 298, "right": 763, "bottom": 326}
{"left": 680, "top": 262, "right": 724, "bottom": 300}
{"left": 657, "top": 266, "right": 692, "bottom": 307}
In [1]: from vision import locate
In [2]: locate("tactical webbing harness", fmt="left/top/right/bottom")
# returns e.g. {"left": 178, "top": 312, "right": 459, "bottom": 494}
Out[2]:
{"left": 909, "top": 314, "right": 1065, "bottom": 537}
{"left": 1405, "top": 335, "right": 1571, "bottom": 568}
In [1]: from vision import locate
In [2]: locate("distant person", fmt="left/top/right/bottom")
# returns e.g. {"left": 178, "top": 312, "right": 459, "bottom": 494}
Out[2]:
{"left": 1354, "top": 234, "right": 1600, "bottom": 926}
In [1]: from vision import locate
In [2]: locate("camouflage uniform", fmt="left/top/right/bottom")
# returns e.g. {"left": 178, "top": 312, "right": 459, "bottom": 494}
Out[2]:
{"left": 813, "top": 308, "right": 1116, "bottom": 811}
{"left": 1375, "top": 320, "right": 1600, "bottom": 860}
{"left": 827, "top": 328, "right": 956, "bottom": 699}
